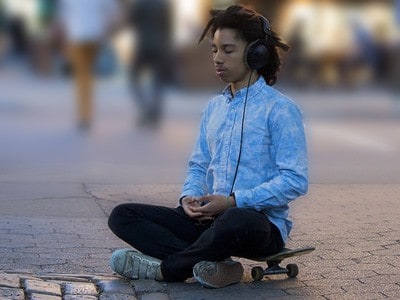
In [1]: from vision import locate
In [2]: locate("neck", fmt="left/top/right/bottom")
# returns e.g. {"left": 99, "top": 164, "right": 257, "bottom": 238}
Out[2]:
{"left": 231, "top": 72, "right": 259, "bottom": 95}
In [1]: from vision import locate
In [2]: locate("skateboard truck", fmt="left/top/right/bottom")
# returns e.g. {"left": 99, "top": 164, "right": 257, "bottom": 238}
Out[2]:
{"left": 251, "top": 246, "right": 315, "bottom": 281}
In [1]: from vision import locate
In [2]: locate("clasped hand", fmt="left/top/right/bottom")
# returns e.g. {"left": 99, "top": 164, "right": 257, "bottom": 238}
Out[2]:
{"left": 181, "top": 195, "right": 230, "bottom": 221}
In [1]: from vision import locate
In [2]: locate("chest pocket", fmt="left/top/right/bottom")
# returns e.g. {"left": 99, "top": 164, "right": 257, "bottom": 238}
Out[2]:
{"left": 241, "top": 120, "right": 274, "bottom": 175}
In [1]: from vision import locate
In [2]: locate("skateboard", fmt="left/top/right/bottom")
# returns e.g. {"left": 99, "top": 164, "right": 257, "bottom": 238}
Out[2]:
{"left": 251, "top": 246, "right": 315, "bottom": 281}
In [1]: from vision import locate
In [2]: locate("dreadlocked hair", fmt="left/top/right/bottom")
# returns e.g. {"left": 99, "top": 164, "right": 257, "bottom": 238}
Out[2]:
{"left": 198, "top": 5, "right": 289, "bottom": 86}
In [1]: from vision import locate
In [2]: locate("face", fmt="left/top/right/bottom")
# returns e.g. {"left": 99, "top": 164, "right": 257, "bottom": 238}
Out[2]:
{"left": 212, "top": 28, "right": 253, "bottom": 92}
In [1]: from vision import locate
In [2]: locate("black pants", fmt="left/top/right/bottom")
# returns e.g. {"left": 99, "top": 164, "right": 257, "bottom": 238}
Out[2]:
{"left": 108, "top": 203, "right": 284, "bottom": 282}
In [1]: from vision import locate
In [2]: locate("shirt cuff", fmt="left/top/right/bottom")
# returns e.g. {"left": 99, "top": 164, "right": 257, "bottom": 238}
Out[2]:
{"left": 232, "top": 189, "right": 253, "bottom": 208}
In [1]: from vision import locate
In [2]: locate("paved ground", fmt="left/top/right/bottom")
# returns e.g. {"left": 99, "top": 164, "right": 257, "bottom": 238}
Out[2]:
{"left": 1, "top": 183, "right": 399, "bottom": 299}
{"left": 0, "top": 68, "right": 400, "bottom": 299}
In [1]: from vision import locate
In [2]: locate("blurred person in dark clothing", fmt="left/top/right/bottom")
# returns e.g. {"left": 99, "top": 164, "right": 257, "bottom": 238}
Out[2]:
{"left": 283, "top": 19, "right": 309, "bottom": 87}
{"left": 58, "top": 0, "right": 120, "bottom": 131}
{"left": 393, "top": 2, "right": 400, "bottom": 96}
{"left": 7, "top": 15, "right": 28, "bottom": 59}
{"left": 0, "top": 0, "right": 6, "bottom": 63}
{"left": 128, "top": 0, "right": 173, "bottom": 128}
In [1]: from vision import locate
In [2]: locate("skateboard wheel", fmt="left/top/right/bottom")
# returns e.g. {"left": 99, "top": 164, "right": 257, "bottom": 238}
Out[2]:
{"left": 286, "top": 264, "right": 298, "bottom": 277}
{"left": 251, "top": 266, "right": 264, "bottom": 281}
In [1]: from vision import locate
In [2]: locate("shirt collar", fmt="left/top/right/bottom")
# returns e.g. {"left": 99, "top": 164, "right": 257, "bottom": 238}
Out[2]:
{"left": 222, "top": 76, "right": 266, "bottom": 102}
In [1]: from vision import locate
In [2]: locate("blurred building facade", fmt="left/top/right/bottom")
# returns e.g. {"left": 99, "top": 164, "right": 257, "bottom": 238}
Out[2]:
{"left": 202, "top": 0, "right": 400, "bottom": 90}
{"left": 0, "top": 0, "right": 399, "bottom": 91}
{"left": 272, "top": 0, "right": 399, "bottom": 90}
{"left": 178, "top": 0, "right": 400, "bottom": 90}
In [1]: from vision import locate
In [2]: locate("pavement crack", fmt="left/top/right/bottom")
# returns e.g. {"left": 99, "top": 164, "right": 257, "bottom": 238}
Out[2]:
{"left": 82, "top": 183, "right": 109, "bottom": 217}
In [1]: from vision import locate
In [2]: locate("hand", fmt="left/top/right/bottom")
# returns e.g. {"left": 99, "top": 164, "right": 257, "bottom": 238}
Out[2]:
{"left": 181, "top": 196, "right": 205, "bottom": 219}
{"left": 191, "top": 195, "right": 234, "bottom": 218}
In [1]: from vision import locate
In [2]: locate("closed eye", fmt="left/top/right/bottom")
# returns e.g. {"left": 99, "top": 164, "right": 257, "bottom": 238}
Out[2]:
{"left": 211, "top": 44, "right": 236, "bottom": 54}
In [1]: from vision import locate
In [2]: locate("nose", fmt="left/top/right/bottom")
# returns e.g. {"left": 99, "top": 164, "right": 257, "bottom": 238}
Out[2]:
{"left": 213, "top": 50, "right": 223, "bottom": 65}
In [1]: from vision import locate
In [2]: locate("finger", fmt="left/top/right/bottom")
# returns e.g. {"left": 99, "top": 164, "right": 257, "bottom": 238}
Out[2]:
{"left": 182, "top": 197, "right": 194, "bottom": 204}
{"left": 189, "top": 211, "right": 203, "bottom": 218}
{"left": 191, "top": 206, "right": 205, "bottom": 213}
{"left": 185, "top": 208, "right": 203, "bottom": 218}
{"left": 186, "top": 199, "right": 202, "bottom": 207}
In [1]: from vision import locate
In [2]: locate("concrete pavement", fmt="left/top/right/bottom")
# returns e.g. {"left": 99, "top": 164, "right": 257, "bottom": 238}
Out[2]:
{"left": 1, "top": 183, "right": 399, "bottom": 299}
{"left": 1, "top": 70, "right": 400, "bottom": 299}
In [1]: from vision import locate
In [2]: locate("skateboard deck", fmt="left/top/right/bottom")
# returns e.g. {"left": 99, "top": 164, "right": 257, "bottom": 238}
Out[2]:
{"left": 251, "top": 246, "right": 315, "bottom": 280}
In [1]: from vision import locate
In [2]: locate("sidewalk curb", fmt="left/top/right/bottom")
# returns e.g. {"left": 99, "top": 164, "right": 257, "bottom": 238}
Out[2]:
{"left": 0, "top": 272, "right": 150, "bottom": 300}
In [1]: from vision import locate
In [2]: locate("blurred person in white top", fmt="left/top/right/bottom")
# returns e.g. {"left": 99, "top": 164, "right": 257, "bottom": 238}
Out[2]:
{"left": 58, "top": 0, "right": 120, "bottom": 131}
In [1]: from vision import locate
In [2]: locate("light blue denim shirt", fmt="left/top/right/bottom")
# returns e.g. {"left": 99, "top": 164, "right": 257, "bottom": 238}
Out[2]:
{"left": 181, "top": 76, "right": 308, "bottom": 243}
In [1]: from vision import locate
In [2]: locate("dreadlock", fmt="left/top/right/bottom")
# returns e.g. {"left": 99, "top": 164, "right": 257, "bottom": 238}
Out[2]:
{"left": 198, "top": 5, "right": 289, "bottom": 86}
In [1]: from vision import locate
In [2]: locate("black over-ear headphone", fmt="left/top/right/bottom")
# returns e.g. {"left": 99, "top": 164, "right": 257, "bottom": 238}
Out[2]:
{"left": 244, "top": 16, "right": 271, "bottom": 70}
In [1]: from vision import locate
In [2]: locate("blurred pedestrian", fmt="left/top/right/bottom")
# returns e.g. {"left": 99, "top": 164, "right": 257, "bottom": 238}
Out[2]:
{"left": 108, "top": 5, "right": 308, "bottom": 288}
{"left": 6, "top": 8, "right": 28, "bottom": 60}
{"left": 29, "top": 0, "right": 59, "bottom": 75}
{"left": 58, "top": 0, "right": 120, "bottom": 131}
{"left": 284, "top": 19, "right": 311, "bottom": 87}
{"left": 128, "top": 0, "right": 173, "bottom": 128}
{"left": 0, "top": 0, "right": 6, "bottom": 64}
{"left": 393, "top": 0, "right": 400, "bottom": 101}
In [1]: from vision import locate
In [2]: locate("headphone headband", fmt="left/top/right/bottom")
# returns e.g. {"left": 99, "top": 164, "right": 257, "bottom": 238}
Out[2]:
{"left": 260, "top": 16, "right": 270, "bottom": 33}
{"left": 244, "top": 15, "right": 271, "bottom": 70}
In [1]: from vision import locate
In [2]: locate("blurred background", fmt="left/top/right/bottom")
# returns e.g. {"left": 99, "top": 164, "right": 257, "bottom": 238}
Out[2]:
{"left": 0, "top": 0, "right": 399, "bottom": 186}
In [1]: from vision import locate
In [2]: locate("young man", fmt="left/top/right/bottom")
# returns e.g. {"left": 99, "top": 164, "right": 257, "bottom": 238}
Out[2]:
{"left": 108, "top": 5, "right": 308, "bottom": 288}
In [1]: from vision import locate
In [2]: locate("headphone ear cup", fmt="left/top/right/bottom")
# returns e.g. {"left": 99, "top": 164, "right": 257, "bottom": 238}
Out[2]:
{"left": 244, "top": 39, "right": 269, "bottom": 70}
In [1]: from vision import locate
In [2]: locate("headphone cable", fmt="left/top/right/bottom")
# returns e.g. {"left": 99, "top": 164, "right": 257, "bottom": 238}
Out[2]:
{"left": 229, "top": 70, "right": 254, "bottom": 195}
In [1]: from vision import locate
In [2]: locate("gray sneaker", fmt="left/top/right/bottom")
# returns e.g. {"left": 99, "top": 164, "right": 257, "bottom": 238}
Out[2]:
{"left": 110, "top": 249, "right": 162, "bottom": 280}
{"left": 193, "top": 260, "right": 244, "bottom": 288}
